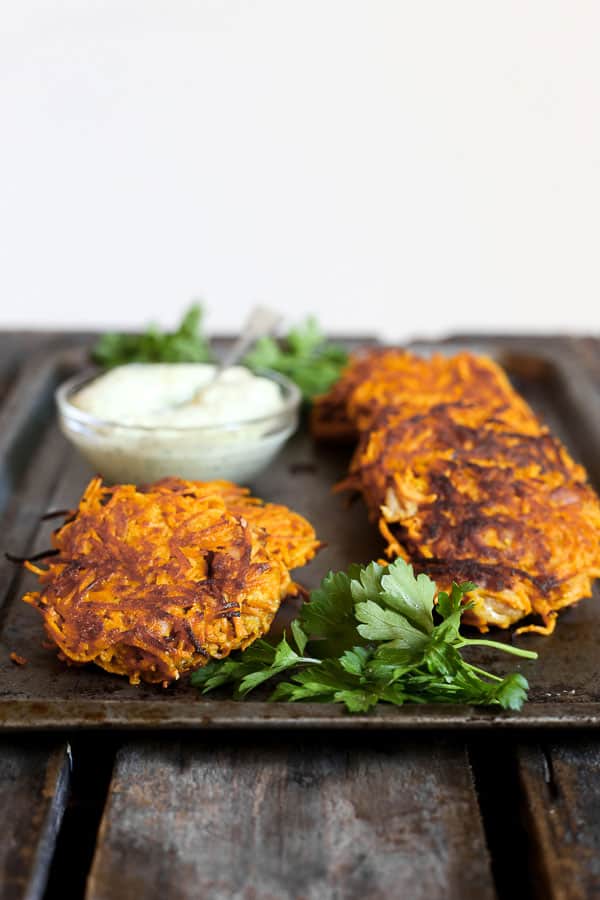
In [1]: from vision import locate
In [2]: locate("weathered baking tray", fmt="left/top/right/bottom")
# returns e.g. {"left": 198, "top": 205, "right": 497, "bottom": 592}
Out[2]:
{"left": 1, "top": 337, "right": 600, "bottom": 730}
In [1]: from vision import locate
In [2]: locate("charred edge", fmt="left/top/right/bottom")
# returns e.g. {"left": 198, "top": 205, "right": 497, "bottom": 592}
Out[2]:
{"left": 215, "top": 609, "right": 241, "bottom": 620}
{"left": 294, "top": 583, "right": 311, "bottom": 602}
{"left": 183, "top": 620, "right": 208, "bottom": 656}
{"left": 53, "top": 513, "right": 77, "bottom": 530}
{"left": 5, "top": 548, "right": 60, "bottom": 564}
{"left": 204, "top": 549, "right": 215, "bottom": 579}
{"left": 373, "top": 409, "right": 573, "bottom": 487}
{"left": 40, "top": 508, "right": 73, "bottom": 521}
{"left": 469, "top": 738, "right": 537, "bottom": 900}
{"left": 397, "top": 542, "right": 560, "bottom": 595}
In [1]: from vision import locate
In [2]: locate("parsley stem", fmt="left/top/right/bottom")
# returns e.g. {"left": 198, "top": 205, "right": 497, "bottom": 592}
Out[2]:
{"left": 456, "top": 638, "right": 537, "bottom": 659}
{"left": 462, "top": 662, "right": 503, "bottom": 682}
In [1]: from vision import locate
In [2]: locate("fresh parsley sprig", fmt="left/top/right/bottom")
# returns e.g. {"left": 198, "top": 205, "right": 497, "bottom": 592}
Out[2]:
{"left": 91, "top": 305, "right": 213, "bottom": 367}
{"left": 91, "top": 307, "right": 346, "bottom": 402}
{"left": 243, "top": 316, "right": 348, "bottom": 401}
{"left": 191, "top": 558, "right": 537, "bottom": 713}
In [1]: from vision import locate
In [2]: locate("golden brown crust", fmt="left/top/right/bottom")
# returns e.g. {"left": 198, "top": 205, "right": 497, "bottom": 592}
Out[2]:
{"left": 318, "top": 349, "right": 600, "bottom": 632}
{"left": 312, "top": 349, "right": 536, "bottom": 442}
{"left": 310, "top": 348, "right": 393, "bottom": 442}
{"left": 23, "top": 477, "right": 319, "bottom": 685}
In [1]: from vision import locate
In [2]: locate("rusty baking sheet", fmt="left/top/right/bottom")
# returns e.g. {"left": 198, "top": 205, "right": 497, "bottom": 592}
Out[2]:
{"left": 1, "top": 337, "right": 600, "bottom": 731}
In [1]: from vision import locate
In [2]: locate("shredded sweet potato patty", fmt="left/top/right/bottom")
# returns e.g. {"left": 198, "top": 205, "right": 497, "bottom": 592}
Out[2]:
{"left": 313, "top": 349, "right": 600, "bottom": 634}
{"left": 23, "top": 477, "right": 319, "bottom": 685}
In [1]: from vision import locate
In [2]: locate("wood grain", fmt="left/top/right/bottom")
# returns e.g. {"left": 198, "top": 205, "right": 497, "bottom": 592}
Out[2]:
{"left": 518, "top": 740, "right": 600, "bottom": 900}
{"left": 87, "top": 736, "right": 494, "bottom": 900}
{"left": 0, "top": 740, "right": 71, "bottom": 900}
{"left": 0, "top": 335, "right": 74, "bottom": 900}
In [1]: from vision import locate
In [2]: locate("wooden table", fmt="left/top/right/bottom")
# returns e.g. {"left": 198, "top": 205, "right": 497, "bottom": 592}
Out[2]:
{"left": 1, "top": 331, "right": 600, "bottom": 900}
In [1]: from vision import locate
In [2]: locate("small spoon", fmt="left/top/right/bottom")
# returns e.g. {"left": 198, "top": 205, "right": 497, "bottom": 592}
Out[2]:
{"left": 188, "top": 305, "right": 282, "bottom": 404}
{"left": 213, "top": 304, "right": 282, "bottom": 374}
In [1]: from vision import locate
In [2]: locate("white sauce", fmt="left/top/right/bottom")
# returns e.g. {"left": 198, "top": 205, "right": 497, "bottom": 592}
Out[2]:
{"left": 62, "top": 363, "right": 296, "bottom": 484}
{"left": 71, "top": 363, "right": 284, "bottom": 427}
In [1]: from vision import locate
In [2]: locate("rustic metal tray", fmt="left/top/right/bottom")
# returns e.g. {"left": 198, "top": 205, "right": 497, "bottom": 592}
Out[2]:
{"left": 1, "top": 337, "right": 600, "bottom": 730}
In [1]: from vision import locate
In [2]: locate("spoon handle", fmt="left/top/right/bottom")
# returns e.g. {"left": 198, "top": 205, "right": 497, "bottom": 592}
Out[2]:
{"left": 218, "top": 305, "right": 282, "bottom": 371}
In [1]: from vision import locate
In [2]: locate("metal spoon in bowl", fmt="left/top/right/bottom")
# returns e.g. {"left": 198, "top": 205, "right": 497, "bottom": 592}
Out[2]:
{"left": 213, "top": 304, "right": 282, "bottom": 374}
{"left": 186, "top": 304, "right": 282, "bottom": 405}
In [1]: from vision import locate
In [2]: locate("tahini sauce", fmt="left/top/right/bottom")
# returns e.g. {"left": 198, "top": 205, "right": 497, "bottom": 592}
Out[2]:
{"left": 64, "top": 364, "right": 294, "bottom": 484}
{"left": 72, "top": 364, "right": 284, "bottom": 426}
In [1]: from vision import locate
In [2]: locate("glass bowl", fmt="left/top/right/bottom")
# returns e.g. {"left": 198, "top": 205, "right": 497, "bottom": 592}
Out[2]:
{"left": 56, "top": 367, "right": 301, "bottom": 485}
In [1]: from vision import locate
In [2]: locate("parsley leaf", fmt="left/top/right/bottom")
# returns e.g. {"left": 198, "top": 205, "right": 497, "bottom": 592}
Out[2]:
{"left": 92, "top": 304, "right": 213, "bottom": 368}
{"left": 435, "top": 581, "right": 476, "bottom": 642}
{"left": 243, "top": 316, "right": 348, "bottom": 401}
{"left": 339, "top": 646, "right": 373, "bottom": 676}
{"left": 380, "top": 560, "right": 435, "bottom": 634}
{"left": 192, "top": 557, "right": 538, "bottom": 714}
{"left": 92, "top": 307, "right": 346, "bottom": 403}
{"left": 190, "top": 634, "right": 319, "bottom": 697}
{"left": 297, "top": 568, "right": 359, "bottom": 657}
{"left": 355, "top": 600, "right": 430, "bottom": 649}
{"left": 349, "top": 560, "right": 387, "bottom": 603}
{"left": 494, "top": 673, "right": 530, "bottom": 710}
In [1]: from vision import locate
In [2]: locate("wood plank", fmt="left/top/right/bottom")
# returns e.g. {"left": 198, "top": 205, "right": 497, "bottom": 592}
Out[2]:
{"left": 87, "top": 736, "right": 494, "bottom": 900}
{"left": 0, "top": 336, "right": 86, "bottom": 899}
{"left": 0, "top": 740, "right": 71, "bottom": 900}
{"left": 518, "top": 740, "right": 600, "bottom": 900}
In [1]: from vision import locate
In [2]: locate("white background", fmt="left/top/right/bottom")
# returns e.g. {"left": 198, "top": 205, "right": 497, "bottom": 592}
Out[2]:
{"left": 1, "top": 1, "right": 599, "bottom": 339}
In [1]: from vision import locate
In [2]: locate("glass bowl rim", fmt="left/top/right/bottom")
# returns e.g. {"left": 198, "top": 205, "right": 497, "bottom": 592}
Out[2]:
{"left": 56, "top": 365, "right": 302, "bottom": 434}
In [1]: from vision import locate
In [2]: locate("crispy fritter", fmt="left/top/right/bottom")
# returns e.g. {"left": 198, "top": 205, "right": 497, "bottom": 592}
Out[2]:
{"left": 310, "top": 348, "right": 391, "bottom": 442}
{"left": 23, "top": 477, "right": 319, "bottom": 685}
{"left": 348, "top": 403, "right": 600, "bottom": 632}
{"left": 311, "top": 348, "right": 536, "bottom": 441}
{"left": 317, "top": 349, "right": 600, "bottom": 633}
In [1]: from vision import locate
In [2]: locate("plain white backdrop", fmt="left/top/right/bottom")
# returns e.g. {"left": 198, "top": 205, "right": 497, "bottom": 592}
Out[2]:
{"left": 1, "top": 1, "right": 599, "bottom": 338}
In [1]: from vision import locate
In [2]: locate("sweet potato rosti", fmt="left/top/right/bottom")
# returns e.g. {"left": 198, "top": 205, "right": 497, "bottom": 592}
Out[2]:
{"left": 23, "top": 477, "right": 319, "bottom": 685}
{"left": 311, "top": 348, "right": 536, "bottom": 441}
{"left": 315, "top": 349, "right": 600, "bottom": 634}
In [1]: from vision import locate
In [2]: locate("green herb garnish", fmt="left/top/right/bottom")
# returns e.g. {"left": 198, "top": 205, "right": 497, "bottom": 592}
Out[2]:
{"left": 92, "top": 307, "right": 345, "bottom": 401}
{"left": 191, "top": 558, "right": 537, "bottom": 713}
{"left": 91, "top": 305, "right": 213, "bottom": 367}
{"left": 243, "top": 316, "right": 348, "bottom": 401}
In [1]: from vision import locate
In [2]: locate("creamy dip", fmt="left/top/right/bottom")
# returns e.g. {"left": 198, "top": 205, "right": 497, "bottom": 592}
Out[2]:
{"left": 60, "top": 363, "right": 298, "bottom": 484}
{"left": 71, "top": 364, "right": 284, "bottom": 427}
